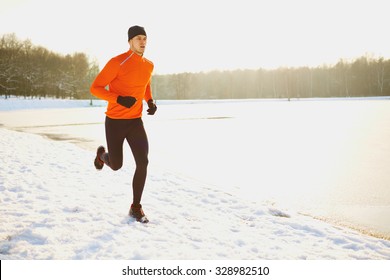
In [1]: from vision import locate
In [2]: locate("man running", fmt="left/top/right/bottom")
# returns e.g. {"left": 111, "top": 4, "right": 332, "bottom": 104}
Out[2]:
{"left": 90, "top": 25, "right": 157, "bottom": 223}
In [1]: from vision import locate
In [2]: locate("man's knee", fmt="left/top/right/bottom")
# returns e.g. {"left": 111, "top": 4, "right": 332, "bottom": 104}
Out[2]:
{"left": 111, "top": 164, "right": 122, "bottom": 171}
{"left": 109, "top": 160, "right": 123, "bottom": 171}
{"left": 136, "top": 157, "right": 149, "bottom": 169}
{"left": 104, "top": 152, "right": 123, "bottom": 171}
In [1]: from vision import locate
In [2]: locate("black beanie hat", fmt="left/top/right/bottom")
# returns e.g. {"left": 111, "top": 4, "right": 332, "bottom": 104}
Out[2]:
{"left": 128, "top": 25, "right": 147, "bottom": 41}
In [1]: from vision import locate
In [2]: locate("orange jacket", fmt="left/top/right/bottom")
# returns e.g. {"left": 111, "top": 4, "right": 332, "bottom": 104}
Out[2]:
{"left": 90, "top": 50, "right": 154, "bottom": 119}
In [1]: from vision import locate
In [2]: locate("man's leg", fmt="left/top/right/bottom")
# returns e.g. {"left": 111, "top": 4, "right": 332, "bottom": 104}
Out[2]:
{"left": 126, "top": 118, "right": 149, "bottom": 206}
{"left": 102, "top": 117, "right": 127, "bottom": 171}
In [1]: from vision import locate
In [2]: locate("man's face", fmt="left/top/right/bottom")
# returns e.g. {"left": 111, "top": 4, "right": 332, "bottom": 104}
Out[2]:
{"left": 130, "top": 35, "right": 147, "bottom": 55}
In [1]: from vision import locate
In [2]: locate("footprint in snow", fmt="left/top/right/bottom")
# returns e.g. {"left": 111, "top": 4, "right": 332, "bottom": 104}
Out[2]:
{"left": 269, "top": 208, "right": 291, "bottom": 218}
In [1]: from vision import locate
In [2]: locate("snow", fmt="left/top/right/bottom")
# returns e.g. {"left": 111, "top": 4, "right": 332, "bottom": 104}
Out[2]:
{"left": 1, "top": 98, "right": 390, "bottom": 260}
{"left": 0, "top": 96, "right": 107, "bottom": 111}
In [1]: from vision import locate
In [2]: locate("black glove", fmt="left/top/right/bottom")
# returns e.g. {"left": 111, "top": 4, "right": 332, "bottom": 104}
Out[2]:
{"left": 117, "top": 96, "right": 136, "bottom": 108}
{"left": 147, "top": 99, "right": 157, "bottom": 115}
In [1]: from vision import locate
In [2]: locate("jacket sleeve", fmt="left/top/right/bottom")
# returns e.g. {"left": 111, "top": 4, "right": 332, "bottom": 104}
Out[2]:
{"left": 144, "top": 81, "right": 153, "bottom": 102}
{"left": 90, "top": 58, "right": 120, "bottom": 103}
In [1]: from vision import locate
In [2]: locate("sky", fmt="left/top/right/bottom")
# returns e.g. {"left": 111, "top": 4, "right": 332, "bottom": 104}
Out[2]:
{"left": 1, "top": 0, "right": 390, "bottom": 74}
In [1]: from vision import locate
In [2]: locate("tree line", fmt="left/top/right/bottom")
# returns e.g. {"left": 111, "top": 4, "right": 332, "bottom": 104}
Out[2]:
{"left": 0, "top": 33, "right": 99, "bottom": 99}
{"left": 152, "top": 56, "right": 390, "bottom": 100}
{"left": 1, "top": 33, "right": 390, "bottom": 100}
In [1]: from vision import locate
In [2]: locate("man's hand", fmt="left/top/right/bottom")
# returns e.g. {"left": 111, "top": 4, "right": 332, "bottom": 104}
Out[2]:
{"left": 147, "top": 99, "right": 157, "bottom": 115}
{"left": 117, "top": 96, "right": 136, "bottom": 108}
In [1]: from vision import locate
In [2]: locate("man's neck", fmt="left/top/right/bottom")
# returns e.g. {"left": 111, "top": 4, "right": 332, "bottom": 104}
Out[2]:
{"left": 130, "top": 48, "right": 143, "bottom": 56}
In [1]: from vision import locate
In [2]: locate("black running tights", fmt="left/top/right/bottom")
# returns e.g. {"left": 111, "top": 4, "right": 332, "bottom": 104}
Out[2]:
{"left": 102, "top": 117, "right": 149, "bottom": 205}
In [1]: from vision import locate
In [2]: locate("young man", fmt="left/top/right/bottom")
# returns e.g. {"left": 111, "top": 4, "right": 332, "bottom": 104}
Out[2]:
{"left": 90, "top": 25, "right": 157, "bottom": 223}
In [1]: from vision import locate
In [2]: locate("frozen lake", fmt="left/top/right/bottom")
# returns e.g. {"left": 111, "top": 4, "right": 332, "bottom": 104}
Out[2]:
{"left": 1, "top": 98, "right": 390, "bottom": 239}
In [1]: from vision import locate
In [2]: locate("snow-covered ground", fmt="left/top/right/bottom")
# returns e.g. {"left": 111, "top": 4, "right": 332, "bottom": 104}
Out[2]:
{"left": 1, "top": 97, "right": 390, "bottom": 260}
{"left": 1, "top": 127, "right": 390, "bottom": 259}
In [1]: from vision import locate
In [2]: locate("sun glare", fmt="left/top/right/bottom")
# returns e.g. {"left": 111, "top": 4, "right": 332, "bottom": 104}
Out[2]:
{"left": 0, "top": 0, "right": 389, "bottom": 74}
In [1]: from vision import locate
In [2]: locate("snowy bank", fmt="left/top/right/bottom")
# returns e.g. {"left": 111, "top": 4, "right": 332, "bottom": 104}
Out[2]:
{"left": 1, "top": 127, "right": 390, "bottom": 259}
{"left": 1, "top": 96, "right": 389, "bottom": 112}
{"left": 0, "top": 97, "right": 107, "bottom": 111}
